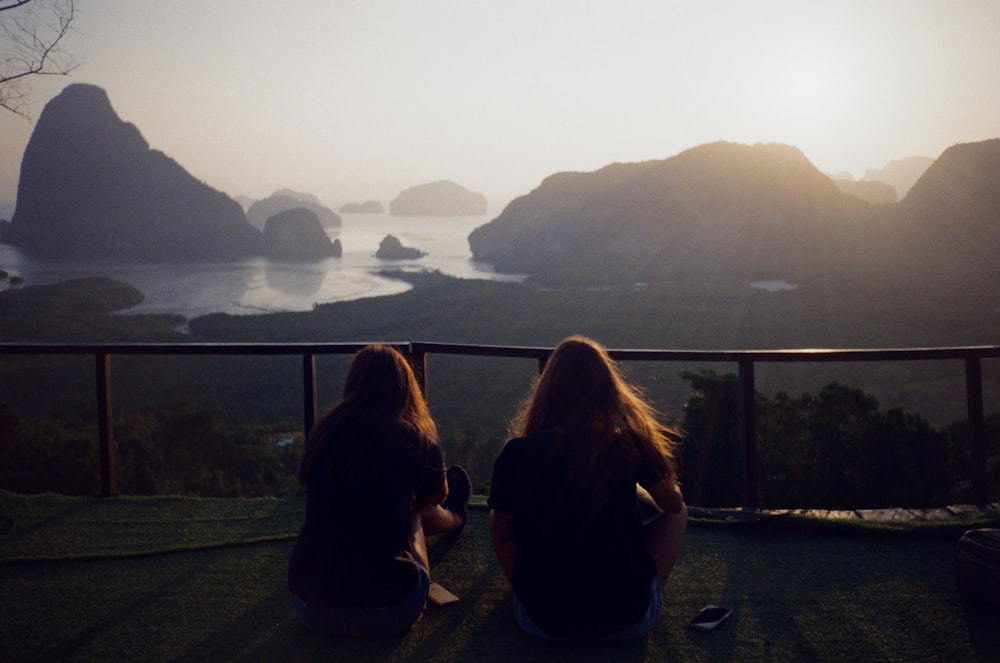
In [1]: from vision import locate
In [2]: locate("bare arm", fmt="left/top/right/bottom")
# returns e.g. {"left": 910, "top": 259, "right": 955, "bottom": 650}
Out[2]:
{"left": 424, "top": 479, "right": 448, "bottom": 507}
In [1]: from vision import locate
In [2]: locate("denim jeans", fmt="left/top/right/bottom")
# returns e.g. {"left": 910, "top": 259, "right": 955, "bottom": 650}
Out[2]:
{"left": 291, "top": 557, "right": 431, "bottom": 638}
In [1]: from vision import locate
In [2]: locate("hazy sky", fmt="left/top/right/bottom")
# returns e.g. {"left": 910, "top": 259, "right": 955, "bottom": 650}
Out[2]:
{"left": 1, "top": 0, "right": 998, "bottom": 215}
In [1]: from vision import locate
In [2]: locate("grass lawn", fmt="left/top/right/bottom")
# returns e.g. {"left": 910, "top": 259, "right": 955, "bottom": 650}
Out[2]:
{"left": 1, "top": 491, "right": 998, "bottom": 662}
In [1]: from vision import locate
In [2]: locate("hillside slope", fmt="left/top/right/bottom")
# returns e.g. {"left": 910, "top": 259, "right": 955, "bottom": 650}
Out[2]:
{"left": 469, "top": 140, "right": 999, "bottom": 293}
{"left": 7, "top": 84, "right": 260, "bottom": 259}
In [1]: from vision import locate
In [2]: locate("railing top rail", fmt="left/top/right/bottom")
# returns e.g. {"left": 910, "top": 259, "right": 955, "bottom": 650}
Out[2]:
{"left": 0, "top": 342, "right": 388, "bottom": 356}
{"left": 0, "top": 341, "right": 1000, "bottom": 362}
{"left": 2, "top": 341, "right": 1000, "bottom": 362}
{"left": 604, "top": 345, "right": 1000, "bottom": 363}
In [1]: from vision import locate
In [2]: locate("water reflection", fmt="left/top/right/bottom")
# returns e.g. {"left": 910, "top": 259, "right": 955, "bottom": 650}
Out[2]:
{"left": 263, "top": 263, "right": 326, "bottom": 296}
{"left": 0, "top": 214, "right": 525, "bottom": 317}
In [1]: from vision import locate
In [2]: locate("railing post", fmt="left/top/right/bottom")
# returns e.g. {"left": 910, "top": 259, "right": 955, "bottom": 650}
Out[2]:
{"left": 739, "top": 359, "right": 760, "bottom": 509}
{"left": 965, "top": 356, "right": 988, "bottom": 506}
{"left": 303, "top": 354, "right": 317, "bottom": 437}
{"left": 95, "top": 352, "right": 117, "bottom": 496}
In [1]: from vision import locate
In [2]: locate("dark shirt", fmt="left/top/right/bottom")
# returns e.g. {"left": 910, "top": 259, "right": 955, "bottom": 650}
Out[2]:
{"left": 288, "top": 425, "right": 445, "bottom": 608}
{"left": 487, "top": 430, "right": 666, "bottom": 637}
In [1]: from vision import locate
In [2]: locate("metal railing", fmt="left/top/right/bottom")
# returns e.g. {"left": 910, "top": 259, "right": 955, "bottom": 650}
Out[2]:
{"left": 2, "top": 342, "right": 997, "bottom": 505}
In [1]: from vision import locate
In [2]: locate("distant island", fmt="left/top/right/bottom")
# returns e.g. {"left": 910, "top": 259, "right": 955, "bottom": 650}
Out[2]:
{"left": 375, "top": 234, "right": 426, "bottom": 260}
{"left": 1, "top": 84, "right": 360, "bottom": 261}
{"left": 389, "top": 180, "right": 487, "bottom": 216}
{"left": 260, "top": 208, "right": 342, "bottom": 259}
{"left": 4, "top": 84, "right": 260, "bottom": 260}
{"left": 246, "top": 190, "right": 341, "bottom": 229}
{"left": 339, "top": 200, "right": 384, "bottom": 214}
{"left": 863, "top": 156, "right": 935, "bottom": 199}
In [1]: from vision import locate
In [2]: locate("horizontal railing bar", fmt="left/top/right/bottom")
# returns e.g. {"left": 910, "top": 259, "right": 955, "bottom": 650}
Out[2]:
{"left": 410, "top": 342, "right": 553, "bottom": 360}
{"left": 403, "top": 343, "right": 1000, "bottom": 364}
{"left": 3, "top": 342, "right": 1000, "bottom": 362}
{"left": 607, "top": 346, "right": 1000, "bottom": 362}
{"left": 0, "top": 342, "right": 385, "bottom": 356}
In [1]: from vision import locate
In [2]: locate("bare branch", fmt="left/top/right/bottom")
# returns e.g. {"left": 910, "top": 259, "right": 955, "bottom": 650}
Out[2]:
{"left": 0, "top": 1, "right": 35, "bottom": 13}
{"left": 0, "top": 0, "right": 77, "bottom": 118}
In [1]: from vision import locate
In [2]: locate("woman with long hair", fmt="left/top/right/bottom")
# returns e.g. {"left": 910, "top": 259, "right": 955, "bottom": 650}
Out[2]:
{"left": 488, "top": 335, "right": 687, "bottom": 640}
{"left": 288, "top": 344, "right": 471, "bottom": 637}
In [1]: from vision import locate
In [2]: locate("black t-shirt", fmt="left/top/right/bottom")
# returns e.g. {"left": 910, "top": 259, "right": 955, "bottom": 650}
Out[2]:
{"left": 487, "top": 430, "right": 666, "bottom": 637}
{"left": 288, "top": 426, "right": 445, "bottom": 608}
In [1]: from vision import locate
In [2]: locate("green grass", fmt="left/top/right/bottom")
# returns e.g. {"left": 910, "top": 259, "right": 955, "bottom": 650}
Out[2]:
{"left": 2, "top": 491, "right": 999, "bottom": 662}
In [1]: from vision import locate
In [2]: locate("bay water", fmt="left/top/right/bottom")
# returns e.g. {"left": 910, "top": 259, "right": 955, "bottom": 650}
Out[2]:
{"left": 0, "top": 214, "right": 522, "bottom": 319}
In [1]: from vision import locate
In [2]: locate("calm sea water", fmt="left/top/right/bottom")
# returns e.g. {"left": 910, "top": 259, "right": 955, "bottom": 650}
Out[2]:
{"left": 0, "top": 214, "right": 523, "bottom": 318}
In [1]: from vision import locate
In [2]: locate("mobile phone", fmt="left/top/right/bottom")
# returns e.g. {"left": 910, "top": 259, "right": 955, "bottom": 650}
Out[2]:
{"left": 688, "top": 605, "right": 732, "bottom": 631}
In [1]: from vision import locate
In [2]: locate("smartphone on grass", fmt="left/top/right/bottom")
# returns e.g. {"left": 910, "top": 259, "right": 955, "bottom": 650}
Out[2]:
{"left": 688, "top": 605, "right": 732, "bottom": 631}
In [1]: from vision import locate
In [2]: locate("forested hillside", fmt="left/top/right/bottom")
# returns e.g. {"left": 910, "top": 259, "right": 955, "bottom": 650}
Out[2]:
{"left": 1, "top": 273, "right": 997, "bottom": 505}
{"left": 469, "top": 140, "right": 1000, "bottom": 300}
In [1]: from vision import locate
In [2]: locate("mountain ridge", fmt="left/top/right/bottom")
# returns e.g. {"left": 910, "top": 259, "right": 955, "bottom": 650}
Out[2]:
{"left": 6, "top": 84, "right": 260, "bottom": 259}
{"left": 468, "top": 139, "right": 998, "bottom": 292}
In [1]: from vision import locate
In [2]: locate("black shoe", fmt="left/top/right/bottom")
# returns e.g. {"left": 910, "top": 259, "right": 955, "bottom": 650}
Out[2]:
{"left": 443, "top": 465, "right": 472, "bottom": 536}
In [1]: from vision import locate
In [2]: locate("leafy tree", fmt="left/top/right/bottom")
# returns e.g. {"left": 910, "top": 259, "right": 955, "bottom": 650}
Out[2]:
{"left": 867, "top": 406, "right": 950, "bottom": 507}
{"left": 0, "top": 402, "right": 98, "bottom": 494}
{"left": 682, "top": 374, "right": 958, "bottom": 509}
{"left": 758, "top": 383, "right": 951, "bottom": 508}
{"left": 802, "top": 382, "right": 880, "bottom": 507}
{"left": 0, "top": 399, "right": 302, "bottom": 497}
{"left": 1, "top": 0, "right": 76, "bottom": 117}
{"left": 679, "top": 369, "right": 744, "bottom": 506}
{"left": 114, "top": 401, "right": 301, "bottom": 497}
{"left": 757, "top": 390, "right": 811, "bottom": 505}
{"left": 945, "top": 413, "right": 1000, "bottom": 504}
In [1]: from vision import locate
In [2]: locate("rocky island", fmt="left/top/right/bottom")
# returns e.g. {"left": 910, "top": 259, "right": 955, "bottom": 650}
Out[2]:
{"left": 375, "top": 234, "right": 426, "bottom": 260}
{"left": 339, "top": 200, "right": 384, "bottom": 214}
{"left": 247, "top": 190, "right": 341, "bottom": 229}
{"left": 260, "top": 208, "right": 342, "bottom": 259}
{"left": 5, "top": 84, "right": 260, "bottom": 259}
{"left": 389, "top": 180, "right": 487, "bottom": 216}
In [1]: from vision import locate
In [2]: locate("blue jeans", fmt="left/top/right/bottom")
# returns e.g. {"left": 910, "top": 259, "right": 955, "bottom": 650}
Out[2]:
{"left": 513, "top": 577, "right": 662, "bottom": 641}
{"left": 291, "top": 557, "right": 431, "bottom": 638}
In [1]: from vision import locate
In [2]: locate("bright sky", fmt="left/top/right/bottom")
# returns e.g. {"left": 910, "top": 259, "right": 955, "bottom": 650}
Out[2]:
{"left": 1, "top": 0, "right": 999, "bottom": 216}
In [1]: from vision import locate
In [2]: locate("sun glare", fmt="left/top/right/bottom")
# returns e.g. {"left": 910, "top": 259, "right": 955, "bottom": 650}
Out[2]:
{"left": 782, "top": 65, "right": 832, "bottom": 107}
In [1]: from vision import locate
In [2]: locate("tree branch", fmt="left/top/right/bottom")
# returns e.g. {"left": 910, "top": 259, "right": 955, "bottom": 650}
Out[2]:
{"left": 0, "top": 1, "right": 35, "bottom": 13}
{"left": 0, "top": 0, "right": 77, "bottom": 118}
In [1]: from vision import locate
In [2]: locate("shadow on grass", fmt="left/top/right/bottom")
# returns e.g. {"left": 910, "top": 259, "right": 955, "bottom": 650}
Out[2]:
{"left": 223, "top": 510, "right": 656, "bottom": 663}
{"left": 4, "top": 494, "right": 1000, "bottom": 663}
{"left": 959, "top": 593, "right": 1000, "bottom": 661}
{"left": 696, "top": 525, "right": 1000, "bottom": 661}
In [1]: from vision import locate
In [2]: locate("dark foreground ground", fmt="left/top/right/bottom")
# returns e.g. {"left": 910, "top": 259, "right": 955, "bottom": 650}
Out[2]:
{"left": 1, "top": 491, "right": 999, "bottom": 662}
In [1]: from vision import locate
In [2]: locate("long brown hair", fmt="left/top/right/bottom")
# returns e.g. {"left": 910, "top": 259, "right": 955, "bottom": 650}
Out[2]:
{"left": 512, "top": 335, "right": 679, "bottom": 498}
{"left": 297, "top": 344, "right": 438, "bottom": 484}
